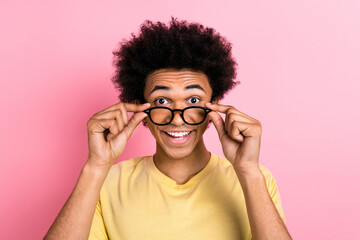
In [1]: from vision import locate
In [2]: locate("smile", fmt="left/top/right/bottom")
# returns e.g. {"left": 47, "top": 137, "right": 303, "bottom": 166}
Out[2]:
{"left": 165, "top": 131, "right": 191, "bottom": 137}
{"left": 162, "top": 130, "right": 194, "bottom": 145}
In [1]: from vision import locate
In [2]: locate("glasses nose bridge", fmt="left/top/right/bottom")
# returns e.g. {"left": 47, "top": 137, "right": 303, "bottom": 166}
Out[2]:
{"left": 170, "top": 108, "right": 185, "bottom": 124}
{"left": 172, "top": 108, "right": 184, "bottom": 114}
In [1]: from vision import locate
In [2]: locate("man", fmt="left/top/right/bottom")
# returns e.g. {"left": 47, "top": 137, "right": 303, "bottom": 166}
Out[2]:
{"left": 45, "top": 18, "right": 292, "bottom": 239}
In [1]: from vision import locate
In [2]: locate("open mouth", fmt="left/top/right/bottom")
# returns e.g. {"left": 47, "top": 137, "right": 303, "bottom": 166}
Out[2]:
{"left": 162, "top": 130, "right": 193, "bottom": 144}
{"left": 164, "top": 131, "right": 191, "bottom": 137}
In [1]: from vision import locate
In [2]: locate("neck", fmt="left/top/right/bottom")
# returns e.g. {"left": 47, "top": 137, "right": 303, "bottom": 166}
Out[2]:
{"left": 153, "top": 139, "right": 211, "bottom": 184}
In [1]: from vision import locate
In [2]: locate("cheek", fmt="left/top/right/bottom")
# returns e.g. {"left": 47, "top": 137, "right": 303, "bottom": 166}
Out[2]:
{"left": 146, "top": 121, "right": 160, "bottom": 137}
{"left": 197, "top": 118, "right": 210, "bottom": 134}
{"left": 148, "top": 126, "right": 156, "bottom": 136}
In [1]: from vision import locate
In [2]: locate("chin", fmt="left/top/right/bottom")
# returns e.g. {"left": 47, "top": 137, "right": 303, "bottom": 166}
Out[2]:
{"left": 162, "top": 147, "right": 194, "bottom": 160}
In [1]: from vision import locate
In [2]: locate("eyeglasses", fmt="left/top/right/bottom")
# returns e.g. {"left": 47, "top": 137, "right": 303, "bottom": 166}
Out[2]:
{"left": 144, "top": 106, "right": 212, "bottom": 126}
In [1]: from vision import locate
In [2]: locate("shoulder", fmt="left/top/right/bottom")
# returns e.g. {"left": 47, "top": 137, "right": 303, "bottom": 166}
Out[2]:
{"left": 211, "top": 153, "right": 234, "bottom": 175}
{"left": 214, "top": 153, "right": 274, "bottom": 177}
{"left": 105, "top": 156, "right": 151, "bottom": 181}
{"left": 214, "top": 154, "right": 278, "bottom": 187}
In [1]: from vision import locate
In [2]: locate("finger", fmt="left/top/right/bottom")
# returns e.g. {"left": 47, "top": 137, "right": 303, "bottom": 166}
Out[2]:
{"left": 124, "top": 102, "right": 151, "bottom": 113}
{"left": 122, "top": 111, "right": 148, "bottom": 140}
{"left": 207, "top": 111, "right": 226, "bottom": 141}
{"left": 91, "top": 118, "right": 119, "bottom": 141}
{"left": 225, "top": 112, "right": 254, "bottom": 134}
{"left": 230, "top": 121, "right": 262, "bottom": 140}
{"left": 205, "top": 102, "right": 231, "bottom": 114}
{"left": 95, "top": 102, "right": 150, "bottom": 116}
{"left": 115, "top": 110, "right": 125, "bottom": 132}
{"left": 119, "top": 104, "right": 129, "bottom": 126}
{"left": 93, "top": 102, "right": 123, "bottom": 116}
{"left": 227, "top": 113, "right": 254, "bottom": 123}
{"left": 92, "top": 109, "right": 125, "bottom": 132}
{"left": 230, "top": 121, "right": 245, "bottom": 142}
{"left": 108, "top": 119, "right": 120, "bottom": 141}
{"left": 106, "top": 104, "right": 132, "bottom": 126}
{"left": 224, "top": 112, "right": 233, "bottom": 134}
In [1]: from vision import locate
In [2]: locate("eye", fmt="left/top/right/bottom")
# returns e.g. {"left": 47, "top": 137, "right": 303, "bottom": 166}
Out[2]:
{"left": 188, "top": 97, "right": 200, "bottom": 104}
{"left": 155, "top": 98, "right": 169, "bottom": 105}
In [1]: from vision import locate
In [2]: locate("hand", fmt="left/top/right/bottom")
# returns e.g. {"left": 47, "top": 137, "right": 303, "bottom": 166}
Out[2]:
{"left": 205, "top": 102, "right": 262, "bottom": 172}
{"left": 86, "top": 102, "right": 150, "bottom": 170}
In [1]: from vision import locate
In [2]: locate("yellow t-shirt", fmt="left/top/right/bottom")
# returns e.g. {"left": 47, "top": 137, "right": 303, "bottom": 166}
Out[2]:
{"left": 89, "top": 153, "right": 286, "bottom": 240}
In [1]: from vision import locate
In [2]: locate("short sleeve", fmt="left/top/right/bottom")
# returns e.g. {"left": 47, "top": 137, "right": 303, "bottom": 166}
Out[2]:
{"left": 259, "top": 164, "right": 286, "bottom": 224}
{"left": 88, "top": 198, "right": 109, "bottom": 240}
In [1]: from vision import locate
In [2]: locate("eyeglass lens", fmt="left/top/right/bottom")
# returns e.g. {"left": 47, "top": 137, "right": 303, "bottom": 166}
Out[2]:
{"left": 149, "top": 108, "right": 206, "bottom": 125}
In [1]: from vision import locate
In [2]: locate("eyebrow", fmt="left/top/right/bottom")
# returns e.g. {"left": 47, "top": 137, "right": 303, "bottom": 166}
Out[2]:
{"left": 185, "top": 84, "right": 205, "bottom": 92}
{"left": 149, "top": 84, "right": 205, "bottom": 94}
{"left": 150, "top": 85, "right": 170, "bottom": 94}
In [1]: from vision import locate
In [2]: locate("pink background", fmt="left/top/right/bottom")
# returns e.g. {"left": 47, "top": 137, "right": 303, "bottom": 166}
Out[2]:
{"left": 1, "top": 0, "right": 359, "bottom": 239}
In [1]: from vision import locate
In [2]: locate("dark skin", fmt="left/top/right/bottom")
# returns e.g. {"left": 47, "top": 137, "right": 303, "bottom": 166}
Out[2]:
{"left": 45, "top": 68, "right": 292, "bottom": 239}
{"left": 141, "top": 68, "right": 260, "bottom": 183}
{"left": 142, "top": 68, "right": 215, "bottom": 184}
{"left": 142, "top": 68, "right": 291, "bottom": 239}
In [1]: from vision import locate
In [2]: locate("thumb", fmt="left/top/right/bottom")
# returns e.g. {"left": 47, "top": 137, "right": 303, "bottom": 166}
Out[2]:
{"left": 208, "top": 111, "right": 226, "bottom": 141}
{"left": 122, "top": 111, "right": 148, "bottom": 140}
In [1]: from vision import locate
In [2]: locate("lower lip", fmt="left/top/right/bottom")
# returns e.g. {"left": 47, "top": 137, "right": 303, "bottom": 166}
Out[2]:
{"left": 163, "top": 131, "right": 193, "bottom": 145}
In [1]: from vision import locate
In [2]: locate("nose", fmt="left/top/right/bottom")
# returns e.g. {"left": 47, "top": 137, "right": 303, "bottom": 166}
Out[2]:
{"left": 171, "top": 110, "right": 185, "bottom": 125}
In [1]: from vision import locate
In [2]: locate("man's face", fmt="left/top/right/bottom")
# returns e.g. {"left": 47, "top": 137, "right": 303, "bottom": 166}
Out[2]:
{"left": 143, "top": 68, "right": 213, "bottom": 159}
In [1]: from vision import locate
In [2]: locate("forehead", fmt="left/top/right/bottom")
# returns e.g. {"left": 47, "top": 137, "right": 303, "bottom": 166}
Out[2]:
{"left": 144, "top": 68, "right": 212, "bottom": 96}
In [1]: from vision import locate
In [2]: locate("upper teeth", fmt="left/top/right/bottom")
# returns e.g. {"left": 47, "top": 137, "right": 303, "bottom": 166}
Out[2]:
{"left": 166, "top": 131, "right": 191, "bottom": 137}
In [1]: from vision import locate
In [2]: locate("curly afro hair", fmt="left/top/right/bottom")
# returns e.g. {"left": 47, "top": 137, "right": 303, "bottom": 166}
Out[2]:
{"left": 112, "top": 17, "right": 239, "bottom": 104}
